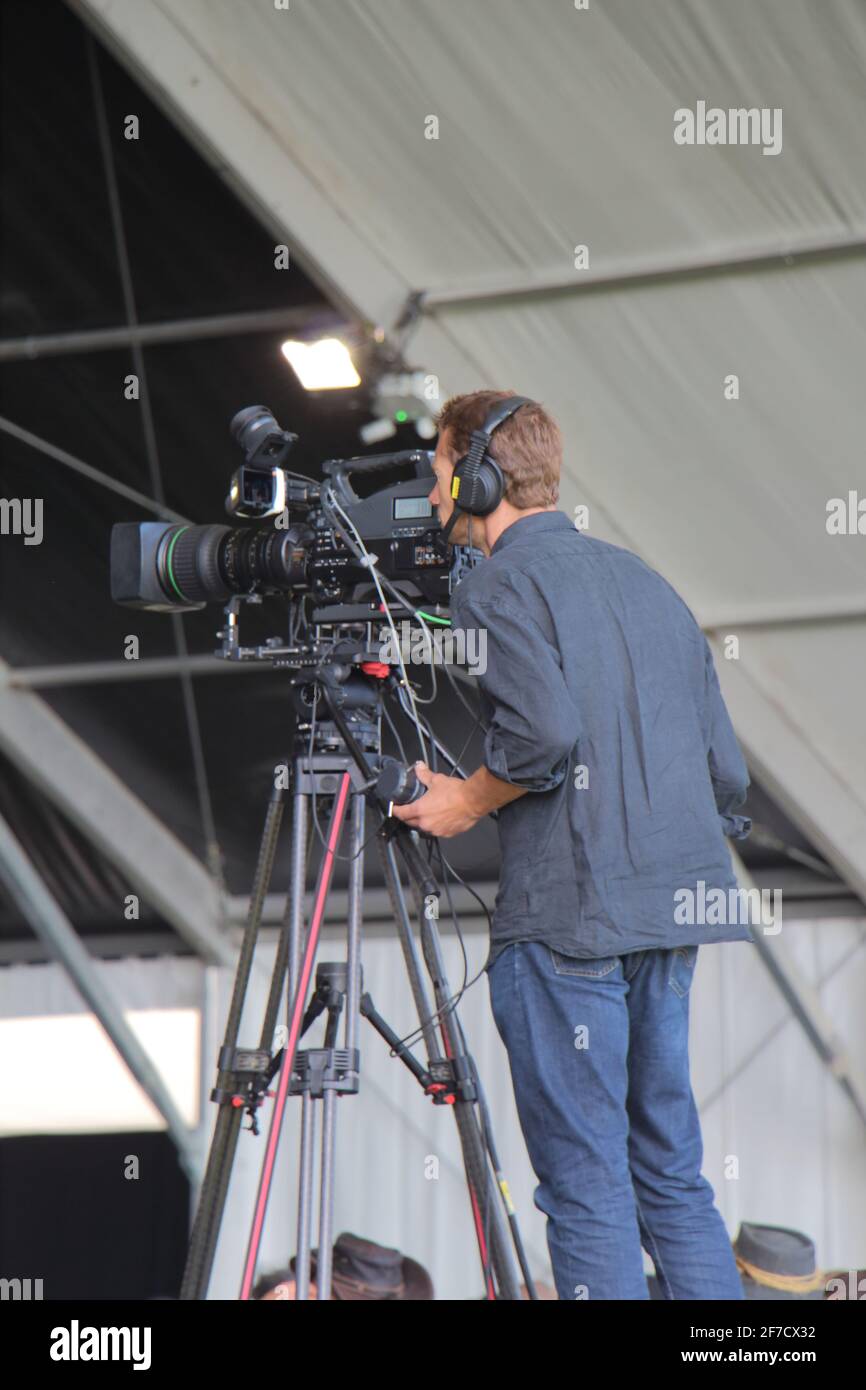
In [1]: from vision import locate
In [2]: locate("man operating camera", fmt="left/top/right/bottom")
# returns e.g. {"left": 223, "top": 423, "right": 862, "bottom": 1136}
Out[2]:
{"left": 393, "top": 389, "right": 752, "bottom": 1301}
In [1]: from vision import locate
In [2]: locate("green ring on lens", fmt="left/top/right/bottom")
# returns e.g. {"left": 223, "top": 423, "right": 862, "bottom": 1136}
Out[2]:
{"left": 165, "top": 526, "right": 192, "bottom": 601}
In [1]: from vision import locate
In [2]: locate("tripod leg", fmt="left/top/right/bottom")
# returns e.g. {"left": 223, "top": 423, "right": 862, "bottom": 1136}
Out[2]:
{"left": 239, "top": 771, "right": 353, "bottom": 1298}
{"left": 312, "top": 791, "right": 365, "bottom": 1300}
{"left": 182, "top": 1105, "right": 247, "bottom": 1301}
{"left": 450, "top": 1082, "right": 521, "bottom": 1299}
{"left": 416, "top": 890, "right": 522, "bottom": 1300}
{"left": 259, "top": 789, "right": 313, "bottom": 1064}
{"left": 343, "top": 789, "right": 365, "bottom": 1056}
{"left": 181, "top": 787, "right": 286, "bottom": 1300}
{"left": 288, "top": 787, "right": 316, "bottom": 1302}
{"left": 295, "top": 1091, "right": 316, "bottom": 1300}
{"left": 473, "top": 1066, "right": 539, "bottom": 1297}
{"left": 379, "top": 835, "right": 522, "bottom": 1299}
{"left": 375, "top": 834, "right": 440, "bottom": 1060}
{"left": 315, "top": 1088, "right": 338, "bottom": 1298}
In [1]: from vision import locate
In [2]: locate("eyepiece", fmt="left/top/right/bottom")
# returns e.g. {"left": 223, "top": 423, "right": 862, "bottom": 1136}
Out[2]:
{"left": 230, "top": 406, "right": 279, "bottom": 455}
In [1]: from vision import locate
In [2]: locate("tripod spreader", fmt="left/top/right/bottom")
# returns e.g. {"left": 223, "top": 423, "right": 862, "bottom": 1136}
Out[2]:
{"left": 360, "top": 991, "right": 478, "bottom": 1106}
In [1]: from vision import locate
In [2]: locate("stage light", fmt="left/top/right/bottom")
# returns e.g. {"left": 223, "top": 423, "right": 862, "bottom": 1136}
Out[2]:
{"left": 281, "top": 337, "right": 361, "bottom": 390}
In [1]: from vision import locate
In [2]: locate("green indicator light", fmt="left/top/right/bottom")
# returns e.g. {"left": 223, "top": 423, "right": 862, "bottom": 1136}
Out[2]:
{"left": 395, "top": 410, "right": 408, "bottom": 423}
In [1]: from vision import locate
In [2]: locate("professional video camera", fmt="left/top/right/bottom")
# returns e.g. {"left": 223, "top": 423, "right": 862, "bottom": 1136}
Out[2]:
{"left": 110, "top": 405, "right": 453, "bottom": 614}
{"left": 109, "top": 404, "right": 480, "bottom": 807}
{"left": 118, "top": 411, "right": 530, "bottom": 1304}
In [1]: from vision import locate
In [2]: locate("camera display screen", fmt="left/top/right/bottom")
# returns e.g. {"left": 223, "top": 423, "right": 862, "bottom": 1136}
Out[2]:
{"left": 393, "top": 497, "right": 433, "bottom": 520}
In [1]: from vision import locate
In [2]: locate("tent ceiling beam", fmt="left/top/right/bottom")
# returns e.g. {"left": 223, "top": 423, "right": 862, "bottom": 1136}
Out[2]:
{"left": 0, "top": 306, "right": 343, "bottom": 363}
{"left": 420, "top": 233, "right": 866, "bottom": 314}
{"left": 0, "top": 659, "right": 234, "bottom": 967}
{"left": 0, "top": 809, "right": 198, "bottom": 1176}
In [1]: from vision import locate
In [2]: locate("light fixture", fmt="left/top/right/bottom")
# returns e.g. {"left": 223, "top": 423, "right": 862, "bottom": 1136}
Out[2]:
{"left": 281, "top": 337, "right": 361, "bottom": 390}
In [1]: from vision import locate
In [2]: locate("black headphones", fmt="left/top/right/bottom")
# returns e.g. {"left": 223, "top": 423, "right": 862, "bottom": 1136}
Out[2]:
{"left": 441, "top": 395, "right": 534, "bottom": 540}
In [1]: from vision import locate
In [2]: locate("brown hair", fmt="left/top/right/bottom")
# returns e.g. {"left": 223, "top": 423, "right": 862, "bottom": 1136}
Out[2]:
{"left": 435, "top": 390, "right": 561, "bottom": 509}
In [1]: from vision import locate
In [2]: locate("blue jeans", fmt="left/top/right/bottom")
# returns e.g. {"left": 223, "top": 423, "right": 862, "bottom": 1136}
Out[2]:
{"left": 488, "top": 941, "right": 744, "bottom": 1300}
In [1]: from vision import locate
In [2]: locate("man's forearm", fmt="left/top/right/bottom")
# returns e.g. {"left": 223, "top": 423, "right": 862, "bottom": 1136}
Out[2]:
{"left": 463, "top": 765, "right": 529, "bottom": 818}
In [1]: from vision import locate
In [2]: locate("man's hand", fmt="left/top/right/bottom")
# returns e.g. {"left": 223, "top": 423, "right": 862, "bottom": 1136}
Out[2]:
{"left": 390, "top": 761, "right": 528, "bottom": 837}
{"left": 390, "top": 763, "right": 480, "bottom": 838}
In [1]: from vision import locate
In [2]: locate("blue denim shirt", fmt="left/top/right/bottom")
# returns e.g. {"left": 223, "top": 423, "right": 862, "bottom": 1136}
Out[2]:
{"left": 448, "top": 510, "right": 753, "bottom": 966}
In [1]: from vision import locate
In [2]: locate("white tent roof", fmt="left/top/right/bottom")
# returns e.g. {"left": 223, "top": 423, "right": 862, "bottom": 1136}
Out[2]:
{"left": 72, "top": 0, "right": 866, "bottom": 900}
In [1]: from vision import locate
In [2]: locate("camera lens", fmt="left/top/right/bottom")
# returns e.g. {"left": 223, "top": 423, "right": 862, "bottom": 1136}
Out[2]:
{"left": 155, "top": 522, "right": 312, "bottom": 604}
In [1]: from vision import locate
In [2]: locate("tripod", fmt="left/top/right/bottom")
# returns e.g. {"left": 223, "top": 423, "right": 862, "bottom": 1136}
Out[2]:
{"left": 180, "top": 658, "right": 535, "bottom": 1301}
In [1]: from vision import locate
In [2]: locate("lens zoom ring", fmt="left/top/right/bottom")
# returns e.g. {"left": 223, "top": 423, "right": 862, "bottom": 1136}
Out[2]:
{"left": 169, "top": 525, "right": 232, "bottom": 603}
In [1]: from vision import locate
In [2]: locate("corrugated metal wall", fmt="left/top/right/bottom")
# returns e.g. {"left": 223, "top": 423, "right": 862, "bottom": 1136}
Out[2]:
{"left": 0, "top": 916, "right": 862, "bottom": 1296}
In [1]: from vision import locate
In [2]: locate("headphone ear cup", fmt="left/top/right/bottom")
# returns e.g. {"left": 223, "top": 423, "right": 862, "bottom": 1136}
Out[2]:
{"left": 469, "top": 456, "right": 505, "bottom": 516}
{"left": 446, "top": 397, "right": 531, "bottom": 519}
{"left": 450, "top": 455, "right": 469, "bottom": 507}
{"left": 451, "top": 454, "right": 504, "bottom": 516}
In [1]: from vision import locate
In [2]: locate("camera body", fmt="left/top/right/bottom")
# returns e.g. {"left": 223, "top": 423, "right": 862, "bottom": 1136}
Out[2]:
{"left": 111, "top": 407, "right": 452, "bottom": 612}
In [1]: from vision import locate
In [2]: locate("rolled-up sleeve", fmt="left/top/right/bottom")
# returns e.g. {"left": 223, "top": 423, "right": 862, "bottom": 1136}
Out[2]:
{"left": 702, "top": 638, "right": 752, "bottom": 839}
{"left": 450, "top": 591, "right": 581, "bottom": 792}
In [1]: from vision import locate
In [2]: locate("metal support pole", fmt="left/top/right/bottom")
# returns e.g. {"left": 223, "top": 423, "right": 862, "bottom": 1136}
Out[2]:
{"left": 730, "top": 847, "right": 866, "bottom": 1129}
{"left": 0, "top": 306, "right": 346, "bottom": 362}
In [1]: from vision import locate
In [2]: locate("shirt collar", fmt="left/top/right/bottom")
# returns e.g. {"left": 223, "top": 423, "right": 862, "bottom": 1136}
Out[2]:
{"left": 489, "top": 509, "right": 576, "bottom": 556}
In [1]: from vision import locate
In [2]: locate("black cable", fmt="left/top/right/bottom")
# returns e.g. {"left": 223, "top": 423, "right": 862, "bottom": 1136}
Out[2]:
{"left": 378, "top": 573, "right": 490, "bottom": 731}
{"left": 393, "top": 685, "right": 484, "bottom": 781}
{"left": 399, "top": 701, "right": 439, "bottom": 774}
{"left": 446, "top": 719, "right": 485, "bottom": 780}
{"left": 391, "top": 836, "right": 494, "bottom": 1053}
{"left": 377, "top": 690, "right": 496, "bottom": 1051}
{"left": 319, "top": 482, "right": 489, "bottom": 735}
{"left": 381, "top": 700, "right": 409, "bottom": 767}
{"left": 434, "top": 847, "right": 495, "bottom": 1000}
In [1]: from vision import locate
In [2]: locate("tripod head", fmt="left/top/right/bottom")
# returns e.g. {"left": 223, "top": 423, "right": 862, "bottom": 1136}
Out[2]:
{"left": 216, "top": 591, "right": 436, "bottom": 808}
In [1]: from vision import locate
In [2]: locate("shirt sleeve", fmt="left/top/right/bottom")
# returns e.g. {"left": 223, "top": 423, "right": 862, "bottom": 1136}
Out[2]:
{"left": 449, "top": 589, "right": 581, "bottom": 793}
{"left": 702, "top": 638, "right": 752, "bottom": 839}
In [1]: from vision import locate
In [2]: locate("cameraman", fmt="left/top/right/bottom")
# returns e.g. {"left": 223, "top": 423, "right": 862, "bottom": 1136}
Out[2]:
{"left": 392, "top": 390, "right": 752, "bottom": 1300}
